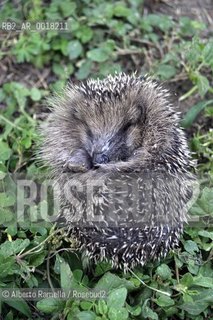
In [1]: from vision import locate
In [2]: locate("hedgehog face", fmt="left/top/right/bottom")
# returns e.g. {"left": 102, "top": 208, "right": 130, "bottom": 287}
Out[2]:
{"left": 67, "top": 102, "right": 143, "bottom": 172}
{"left": 90, "top": 123, "right": 134, "bottom": 165}
{"left": 42, "top": 73, "right": 186, "bottom": 176}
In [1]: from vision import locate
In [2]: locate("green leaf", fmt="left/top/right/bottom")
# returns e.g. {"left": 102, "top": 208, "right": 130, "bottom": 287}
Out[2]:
{"left": 67, "top": 40, "right": 83, "bottom": 60}
{"left": 198, "top": 262, "right": 213, "bottom": 278}
{"left": 180, "top": 17, "right": 205, "bottom": 36}
{"left": 4, "top": 311, "right": 13, "bottom": 320}
{"left": 76, "top": 60, "right": 92, "bottom": 80}
{"left": 80, "top": 301, "right": 94, "bottom": 311}
{"left": 36, "top": 298, "right": 64, "bottom": 314}
{"left": 54, "top": 253, "right": 61, "bottom": 274}
{"left": 190, "top": 187, "right": 213, "bottom": 216}
{"left": 198, "top": 187, "right": 213, "bottom": 215}
{"left": 95, "top": 272, "right": 135, "bottom": 291}
{"left": 0, "top": 88, "right": 5, "bottom": 102}
{"left": 30, "top": 88, "right": 42, "bottom": 101}
{"left": 108, "top": 307, "right": 129, "bottom": 320}
{"left": 164, "top": 306, "right": 178, "bottom": 317}
{"left": 181, "top": 100, "right": 213, "bottom": 128}
{"left": 0, "top": 208, "right": 13, "bottom": 224}
{"left": 107, "top": 287, "right": 127, "bottom": 308}
{"left": 95, "top": 261, "right": 112, "bottom": 276}
{"left": 193, "top": 276, "right": 213, "bottom": 288}
{"left": 0, "top": 255, "right": 15, "bottom": 278}
{"left": 141, "top": 299, "right": 158, "bottom": 319}
{"left": 180, "top": 301, "right": 208, "bottom": 316}
{"left": 198, "top": 230, "right": 213, "bottom": 240}
{"left": 197, "top": 75, "right": 210, "bottom": 97}
{"left": 180, "top": 273, "right": 194, "bottom": 288}
{"left": 51, "top": 80, "right": 66, "bottom": 92}
{"left": 5, "top": 299, "right": 31, "bottom": 317}
{"left": 76, "top": 26, "right": 93, "bottom": 44}
{"left": 113, "top": 4, "right": 130, "bottom": 17}
{"left": 6, "top": 223, "right": 18, "bottom": 237}
{"left": 67, "top": 308, "right": 82, "bottom": 320}
{"left": 193, "top": 288, "right": 213, "bottom": 303}
{"left": 87, "top": 48, "right": 110, "bottom": 62}
{"left": 8, "top": 82, "right": 29, "bottom": 109}
{"left": 0, "top": 239, "right": 30, "bottom": 257}
{"left": 76, "top": 311, "right": 96, "bottom": 320}
{"left": 59, "top": 1, "right": 76, "bottom": 17}
{"left": 184, "top": 240, "right": 199, "bottom": 254}
{"left": 143, "top": 14, "right": 173, "bottom": 32}
{"left": 0, "top": 193, "right": 15, "bottom": 207}
{"left": 30, "top": 224, "right": 48, "bottom": 236}
{"left": 156, "top": 64, "right": 177, "bottom": 80}
{"left": 28, "top": 252, "right": 46, "bottom": 267}
{"left": 60, "top": 259, "right": 73, "bottom": 290}
{"left": 0, "top": 171, "right": 6, "bottom": 180}
{"left": 205, "top": 105, "right": 213, "bottom": 117}
{"left": 52, "top": 38, "right": 69, "bottom": 55}
{"left": 0, "top": 141, "right": 12, "bottom": 161}
{"left": 73, "top": 269, "right": 83, "bottom": 283}
{"left": 0, "top": 162, "right": 7, "bottom": 175}
{"left": 21, "top": 135, "right": 32, "bottom": 149}
{"left": 53, "top": 63, "right": 74, "bottom": 79}
{"left": 156, "top": 264, "right": 172, "bottom": 280}
{"left": 203, "top": 41, "right": 213, "bottom": 64}
{"left": 26, "top": 274, "right": 38, "bottom": 288}
{"left": 97, "top": 300, "right": 108, "bottom": 315}
{"left": 100, "top": 62, "right": 122, "bottom": 77}
{"left": 187, "top": 259, "right": 200, "bottom": 275}
{"left": 69, "top": 18, "right": 80, "bottom": 32}
{"left": 126, "top": 303, "right": 141, "bottom": 316}
{"left": 155, "top": 295, "right": 174, "bottom": 307}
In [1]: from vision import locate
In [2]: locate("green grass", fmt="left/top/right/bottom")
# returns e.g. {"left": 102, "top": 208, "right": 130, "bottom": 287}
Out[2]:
{"left": 0, "top": 0, "right": 213, "bottom": 319}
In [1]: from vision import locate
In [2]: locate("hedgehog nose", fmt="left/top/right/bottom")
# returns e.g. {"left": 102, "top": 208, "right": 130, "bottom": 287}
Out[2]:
{"left": 93, "top": 153, "right": 109, "bottom": 165}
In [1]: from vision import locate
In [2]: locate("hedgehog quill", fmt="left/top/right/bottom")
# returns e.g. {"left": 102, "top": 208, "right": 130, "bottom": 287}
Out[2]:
{"left": 39, "top": 73, "right": 195, "bottom": 270}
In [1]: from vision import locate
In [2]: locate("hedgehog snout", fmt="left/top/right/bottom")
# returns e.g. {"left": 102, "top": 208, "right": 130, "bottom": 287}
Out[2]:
{"left": 93, "top": 153, "right": 109, "bottom": 165}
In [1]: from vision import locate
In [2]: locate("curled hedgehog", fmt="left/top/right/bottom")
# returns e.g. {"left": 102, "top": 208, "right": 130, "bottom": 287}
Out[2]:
{"left": 39, "top": 73, "right": 195, "bottom": 270}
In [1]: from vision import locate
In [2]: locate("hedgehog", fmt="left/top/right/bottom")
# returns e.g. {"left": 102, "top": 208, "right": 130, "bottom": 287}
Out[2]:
{"left": 39, "top": 73, "right": 195, "bottom": 270}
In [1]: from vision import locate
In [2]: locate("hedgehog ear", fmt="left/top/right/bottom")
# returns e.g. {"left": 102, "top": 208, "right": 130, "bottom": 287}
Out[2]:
{"left": 129, "top": 104, "right": 143, "bottom": 123}
{"left": 136, "top": 104, "right": 144, "bottom": 120}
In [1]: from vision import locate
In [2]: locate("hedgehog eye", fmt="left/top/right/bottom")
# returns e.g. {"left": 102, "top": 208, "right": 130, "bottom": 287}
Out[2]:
{"left": 123, "top": 122, "right": 133, "bottom": 131}
{"left": 86, "top": 127, "right": 93, "bottom": 139}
